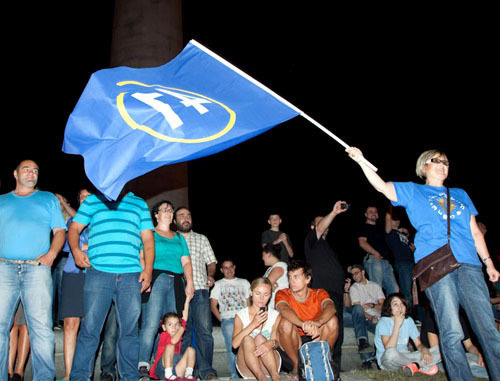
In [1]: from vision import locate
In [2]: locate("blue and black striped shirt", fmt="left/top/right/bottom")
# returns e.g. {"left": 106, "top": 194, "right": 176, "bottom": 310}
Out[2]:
{"left": 73, "top": 192, "right": 154, "bottom": 273}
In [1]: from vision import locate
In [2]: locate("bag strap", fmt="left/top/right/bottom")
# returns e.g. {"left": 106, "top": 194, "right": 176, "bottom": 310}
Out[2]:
{"left": 446, "top": 187, "right": 451, "bottom": 243}
{"left": 412, "top": 187, "right": 451, "bottom": 306}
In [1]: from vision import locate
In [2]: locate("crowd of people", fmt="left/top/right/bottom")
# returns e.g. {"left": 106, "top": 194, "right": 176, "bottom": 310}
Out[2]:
{"left": 1, "top": 148, "right": 500, "bottom": 381}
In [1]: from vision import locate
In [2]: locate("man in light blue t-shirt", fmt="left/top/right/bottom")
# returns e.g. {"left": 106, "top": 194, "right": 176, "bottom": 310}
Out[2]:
{"left": 68, "top": 191, "right": 155, "bottom": 381}
{"left": 0, "top": 160, "right": 67, "bottom": 381}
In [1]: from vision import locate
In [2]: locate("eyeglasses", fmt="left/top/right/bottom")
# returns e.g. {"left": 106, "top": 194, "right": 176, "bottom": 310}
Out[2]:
{"left": 425, "top": 158, "right": 449, "bottom": 166}
{"left": 158, "top": 208, "right": 174, "bottom": 213}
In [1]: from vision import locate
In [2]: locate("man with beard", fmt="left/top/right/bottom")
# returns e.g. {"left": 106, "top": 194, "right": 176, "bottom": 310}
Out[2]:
{"left": 174, "top": 207, "right": 218, "bottom": 380}
{"left": 0, "top": 160, "right": 67, "bottom": 381}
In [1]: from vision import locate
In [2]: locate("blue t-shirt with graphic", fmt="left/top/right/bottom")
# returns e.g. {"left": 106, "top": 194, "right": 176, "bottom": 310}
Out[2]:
{"left": 374, "top": 316, "right": 420, "bottom": 366}
{"left": 391, "top": 182, "right": 479, "bottom": 265}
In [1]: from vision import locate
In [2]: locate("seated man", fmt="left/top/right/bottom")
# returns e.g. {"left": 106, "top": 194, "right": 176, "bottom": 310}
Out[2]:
{"left": 344, "top": 264, "right": 385, "bottom": 369}
{"left": 275, "top": 260, "right": 339, "bottom": 377}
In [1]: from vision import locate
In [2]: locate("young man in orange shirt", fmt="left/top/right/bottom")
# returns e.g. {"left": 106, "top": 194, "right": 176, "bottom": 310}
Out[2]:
{"left": 275, "top": 260, "right": 339, "bottom": 377}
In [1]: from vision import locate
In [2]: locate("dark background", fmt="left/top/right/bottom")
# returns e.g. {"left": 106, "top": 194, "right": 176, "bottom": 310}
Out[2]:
{"left": 1, "top": 2, "right": 497, "bottom": 282}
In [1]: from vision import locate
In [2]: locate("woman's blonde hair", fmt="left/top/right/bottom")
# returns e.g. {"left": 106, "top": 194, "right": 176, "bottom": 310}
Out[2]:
{"left": 415, "top": 149, "right": 448, "bottom": 179}
{"left": 249, "top": 277, "right": 272, "bottom": 305}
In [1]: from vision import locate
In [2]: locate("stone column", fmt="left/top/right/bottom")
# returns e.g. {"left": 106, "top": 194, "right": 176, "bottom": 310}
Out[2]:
{"left": 110, "top": 0, "right": 188, "bottom": 208}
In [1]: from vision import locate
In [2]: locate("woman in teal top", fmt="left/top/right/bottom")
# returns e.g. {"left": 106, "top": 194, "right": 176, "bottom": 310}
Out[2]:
{"left": 138, "top": 200, "right": 194, "bottom": 375}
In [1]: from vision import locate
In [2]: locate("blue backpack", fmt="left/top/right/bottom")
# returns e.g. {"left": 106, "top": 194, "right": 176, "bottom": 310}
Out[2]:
{"left": 299, "top": 341, "right": 338, "bottom": 381}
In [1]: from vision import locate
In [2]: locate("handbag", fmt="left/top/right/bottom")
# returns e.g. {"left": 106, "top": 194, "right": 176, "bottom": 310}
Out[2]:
{"left": 412, "top": 187, "right": 461, "bottom": 304}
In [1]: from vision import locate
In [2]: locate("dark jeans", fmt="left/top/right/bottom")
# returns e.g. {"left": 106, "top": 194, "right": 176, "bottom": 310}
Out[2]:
{"left": 181, "top": 289, "right": 217, "bottom": 379}
{"left": 394, "top": 262, "right": 414, "bottom": 306}
{"left": 100, "top": 303, "right": 118, "bottom": 378}
{"left": 70, "top": 268, "right": 142, "bottom": 381}
{"left": 344, "top": 305, "right": 376, "bottom": 362}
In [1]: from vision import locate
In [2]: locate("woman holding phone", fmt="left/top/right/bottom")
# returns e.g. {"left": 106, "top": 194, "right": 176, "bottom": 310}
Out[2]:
{"left": 232, "top": 277, "right": 282, "bottom": 380}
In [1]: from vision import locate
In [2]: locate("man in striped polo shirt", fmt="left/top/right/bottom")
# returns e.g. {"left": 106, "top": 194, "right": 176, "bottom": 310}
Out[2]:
{"left": 68, "top": 191, "right": 155, "bottom": 381}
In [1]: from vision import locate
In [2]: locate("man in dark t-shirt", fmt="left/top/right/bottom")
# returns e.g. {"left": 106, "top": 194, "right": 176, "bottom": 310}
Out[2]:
{"left": 304, "top": 201, "right": 347, "bottom": 369}
{"left": 357, "top": 206, "right": 399, "bottom": 295}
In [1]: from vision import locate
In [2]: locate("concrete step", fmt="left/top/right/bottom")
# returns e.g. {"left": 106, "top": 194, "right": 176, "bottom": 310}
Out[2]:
{"left": 20, "top": 327, "right": 374, "bottom": 380}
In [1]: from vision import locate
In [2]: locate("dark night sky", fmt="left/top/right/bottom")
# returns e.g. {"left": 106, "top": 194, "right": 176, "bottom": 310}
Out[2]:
{"left": 1, "top": 2, "right": 497, "bottom": 282}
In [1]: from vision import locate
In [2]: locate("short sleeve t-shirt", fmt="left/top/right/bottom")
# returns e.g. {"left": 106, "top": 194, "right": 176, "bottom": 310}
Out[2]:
{"left": 261, "top": 230, "right": 292, "bottom": 262}
{"left": 374, "top": 316, "right": 420, "bottom": 366}
{"left": 275, "top": 288, "right": 332, "bottom": 335}
{"left": 62, "top": 217, "right": 90, "bottom": 274}
{"left": 150, "top": 318, "right": 187, "bottom": 377}
{"left": 0, "top": 190, "right": 66, "bottom": 260}
{"left": 152, "top": 232, "right": 190, "bottom": 273}
{"left": 385, "top": 229, "right": 414, "bottom": 264}
{"left": 391, "top": 182, "right": 479, "bottom": 265}
{"left": 304, "top": 229, "right": 345, "bottom": 297}
{"left": 358, "top": 223, "right": 392, "bottom": 260}
{"left": 349, "top": 281, "right": 385, "bottom": 317}
{"left": 210, "top": 277, "right": 251, "bottom": 319}
{"left": 183, "top": 231, "right": 217, "bottom": 290}
{"left": 73, "top": 193, "right": 154, "bottom": 273}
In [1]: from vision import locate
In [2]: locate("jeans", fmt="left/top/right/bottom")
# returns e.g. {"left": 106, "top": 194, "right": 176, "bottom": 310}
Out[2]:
{"left": 0, "top": 261, "right": 55, "bottom": 381}
{"left": 221, "top": 318, "right": 238, "bottom": 378}
{"left": 181, "top": 289, "right": 217, "bottom": 378}
{"left": 100, "top": 303, "right": 118, "bottom": 378}
{"left": 70, "top": 268, "right": 142, "bottom": 381}
{"left": 425, "top": 264, "right": 500, "bottom": 381}
{"left": 394, "top": 262, "right": 414, "bottom": 306}
{"left": 345, "top": 305, "right": 376, "bottom": 362}
{"left": 139, "top": 273, "right": 177, "bottom": 367}
{"left": 363, "top": 255, "right": 399, "bottom": 295}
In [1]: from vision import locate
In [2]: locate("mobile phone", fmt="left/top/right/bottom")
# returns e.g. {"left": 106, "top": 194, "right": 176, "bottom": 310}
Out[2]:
{"left": 341, "top": 203, "right": 350, "bottom": 210}
{"left": 260, "top": 306, "right": 267, "bottom": 313}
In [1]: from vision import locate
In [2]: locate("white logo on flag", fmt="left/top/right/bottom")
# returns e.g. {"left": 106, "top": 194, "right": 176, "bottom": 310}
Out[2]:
{"left": 131, "top": 89, "right": 212, "bottom": 130}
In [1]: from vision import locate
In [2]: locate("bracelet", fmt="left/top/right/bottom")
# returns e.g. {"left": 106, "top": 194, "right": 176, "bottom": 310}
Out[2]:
{"left": 482, "top": 256, "right": 491, "bottom": 263}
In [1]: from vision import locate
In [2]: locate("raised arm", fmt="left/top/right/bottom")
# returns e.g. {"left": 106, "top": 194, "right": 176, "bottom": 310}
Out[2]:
{"left": 316, "top": 201, "right": 348, "bottom": 239}
{"left": 346, "top": 147, "right": 397, "bottom": 202}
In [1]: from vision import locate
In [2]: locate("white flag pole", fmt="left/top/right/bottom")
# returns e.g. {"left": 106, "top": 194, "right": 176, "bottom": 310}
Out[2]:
{"left": 190, "top": 40, "right": 378, "bottom": 172}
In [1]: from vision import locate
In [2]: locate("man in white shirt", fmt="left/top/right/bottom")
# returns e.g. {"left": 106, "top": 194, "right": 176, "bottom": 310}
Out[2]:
{"left": 210, "top": 259, "right": 250, "bottom": 379}
{"left": 344, "top": 264, "right": 385, "bottom": 369}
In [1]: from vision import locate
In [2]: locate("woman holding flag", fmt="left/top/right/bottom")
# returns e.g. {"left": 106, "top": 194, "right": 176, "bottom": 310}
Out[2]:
{"left": 346, "top": 147, "right": 500, "bottom": 381}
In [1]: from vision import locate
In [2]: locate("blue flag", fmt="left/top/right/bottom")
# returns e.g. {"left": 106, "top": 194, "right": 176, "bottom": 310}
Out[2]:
{"left": 62, "top": 40, "right": 300, "bottom": 200}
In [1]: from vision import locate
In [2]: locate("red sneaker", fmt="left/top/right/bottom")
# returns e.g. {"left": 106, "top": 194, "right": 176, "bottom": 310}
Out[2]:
{"left": 402, "top": 362, "right": 420, "bottom": 376}
{"left": 418, "top": 365, "right": 439, "bottom": 376}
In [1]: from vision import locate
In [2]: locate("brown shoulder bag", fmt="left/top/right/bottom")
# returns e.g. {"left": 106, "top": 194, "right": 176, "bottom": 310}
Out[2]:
{"left": 412, "top": 187, "right": 461, "bottom": 304}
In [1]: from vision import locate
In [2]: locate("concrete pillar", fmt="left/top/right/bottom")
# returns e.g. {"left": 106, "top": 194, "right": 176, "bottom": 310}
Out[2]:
{"left": 110, "top": 0, "right": 188, "bottom": 208}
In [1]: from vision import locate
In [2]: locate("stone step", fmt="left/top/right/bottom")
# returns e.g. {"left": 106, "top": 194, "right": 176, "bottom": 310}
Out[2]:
{"left": 21, "top": 327, "right": 374, "bottom": 380}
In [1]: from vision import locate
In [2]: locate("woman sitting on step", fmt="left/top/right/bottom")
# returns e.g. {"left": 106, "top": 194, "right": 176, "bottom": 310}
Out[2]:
{"left": 232, "top": 277, "right": 282, "bottom": 381}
